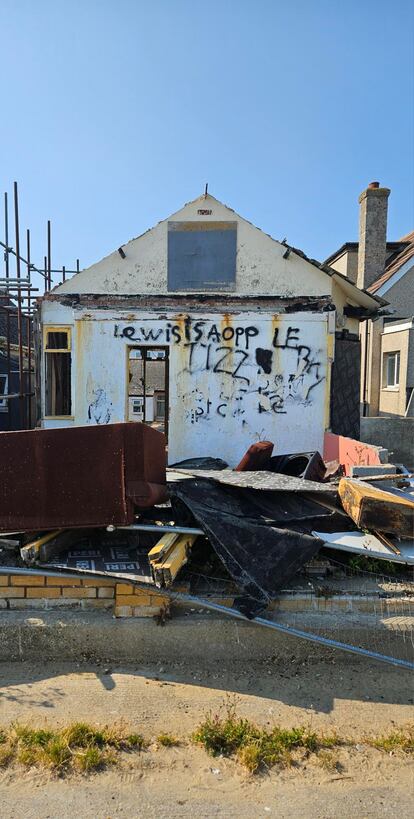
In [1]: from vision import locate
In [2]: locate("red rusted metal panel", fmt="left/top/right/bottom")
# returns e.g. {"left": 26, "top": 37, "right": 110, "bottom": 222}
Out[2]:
{"left": 0, "top": 422, "right": 167, "bottom": 532}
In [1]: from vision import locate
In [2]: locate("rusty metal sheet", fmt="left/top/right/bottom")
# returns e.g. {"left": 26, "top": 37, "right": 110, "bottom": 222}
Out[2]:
{"left": 0, "top": 422, "right": 167, "bottom": 532}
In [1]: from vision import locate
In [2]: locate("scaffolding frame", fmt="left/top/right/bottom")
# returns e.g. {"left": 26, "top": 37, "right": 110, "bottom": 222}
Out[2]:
{"left": 0, "top": 182, "right": 79, "bottom": 429}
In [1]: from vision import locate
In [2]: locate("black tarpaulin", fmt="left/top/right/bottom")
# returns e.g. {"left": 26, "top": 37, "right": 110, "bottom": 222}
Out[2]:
{"left": 170, "top": 478, "right": 327, "bottom": 617}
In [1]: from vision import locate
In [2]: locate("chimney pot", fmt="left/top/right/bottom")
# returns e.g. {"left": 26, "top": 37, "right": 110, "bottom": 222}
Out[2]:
{"left": 368, "top": 181, "right": 380, "bottom": 189}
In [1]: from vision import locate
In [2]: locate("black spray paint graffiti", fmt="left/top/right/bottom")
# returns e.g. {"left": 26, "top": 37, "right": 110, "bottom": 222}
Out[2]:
{"left": 114, "top": 320, "right": 325, "bottom": 425}
{"left": 88, "top": 388, "right": 112, "bottom": 425}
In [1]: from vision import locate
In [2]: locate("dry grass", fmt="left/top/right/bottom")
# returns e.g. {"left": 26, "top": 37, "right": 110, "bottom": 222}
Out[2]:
{"left": 0, "top": 721, "right": 147, "bottom": 775}
{"left": 191, "top": 702, "right": 413, "bottom": 774}
{"left": 157, "top": 733, "right": 179, "bottom": 747}
{"left": 366, "top": 727, "right": 414, "bottom": 754}
{"left": 0, "top": 714, "right": 412, "bottom": 777}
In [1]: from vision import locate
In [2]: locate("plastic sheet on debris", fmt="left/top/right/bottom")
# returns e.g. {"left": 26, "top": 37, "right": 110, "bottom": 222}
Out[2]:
{"left": 170, "top": 478, "right": 326, "bottom": 616}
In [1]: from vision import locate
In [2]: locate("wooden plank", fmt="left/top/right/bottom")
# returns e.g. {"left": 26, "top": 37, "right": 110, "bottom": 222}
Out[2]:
{"left": 149, "top": 534, "right": 197, "bottom": 588}
{"left": 338, "top": 478, "right": 414, "bottom": 537}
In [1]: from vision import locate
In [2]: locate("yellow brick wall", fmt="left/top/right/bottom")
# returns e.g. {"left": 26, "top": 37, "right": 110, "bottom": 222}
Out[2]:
{"left": 114, "top": 583, "right": 170, "bottom": 618}
{"left": 0, "top": 574, "right": 170, "bottom": 617}
{"left": 0, "top": 575, "right": 115, "bottom": 610}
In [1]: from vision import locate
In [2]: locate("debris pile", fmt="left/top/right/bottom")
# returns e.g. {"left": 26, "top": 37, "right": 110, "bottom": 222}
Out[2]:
{"left": 0, "top": 424, "right": 413, "bottom": 619}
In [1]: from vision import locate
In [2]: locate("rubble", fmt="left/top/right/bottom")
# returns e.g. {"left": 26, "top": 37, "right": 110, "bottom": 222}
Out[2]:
{"left": 0, "top": 424, "right": 413, "bottom": 638}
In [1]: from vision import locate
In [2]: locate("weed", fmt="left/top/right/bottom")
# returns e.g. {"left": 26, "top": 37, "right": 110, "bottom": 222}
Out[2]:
{"left": 41, "top": 738, "right": 71, "bottom": 770}
{"left": 125, "top": 733, "right": 146, "bottom": 750}
{"left": 157, "top": 733, "right": 179, "bottom": 747}
{"left": 192, "top": 704, "right": 345, "bottom": 773}
{"left": 367, "top": 728, "right": 414, "bottom": 753}
{"left": 62, "top": 722, "right": 108, "bottom": 749}
{"left": 14, "top": 725, "right": 55, "bottom": 748}
{"left": 0, "top": 744, "right": 13, "bottom": 767}
{"left": 73, "top": 746, "right": 111, "bottom": 772}
{"left": 317, "top": 750, "right": 339, "bottom": 771}
{"left": 17, "top": 746, "right": 39, "bottom": 766}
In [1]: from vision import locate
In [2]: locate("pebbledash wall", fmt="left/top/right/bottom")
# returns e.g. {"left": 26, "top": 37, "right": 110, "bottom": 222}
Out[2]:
{"left": 40, "top": 301, "right": 332, "bottom": 465}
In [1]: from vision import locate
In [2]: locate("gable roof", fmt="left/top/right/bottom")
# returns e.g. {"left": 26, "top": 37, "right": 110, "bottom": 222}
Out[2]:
{"left": 49, "top": 192, "right": 384, "bottom": 310}
{"left": 368, "top": 230, "right": 414, "bottom": 294}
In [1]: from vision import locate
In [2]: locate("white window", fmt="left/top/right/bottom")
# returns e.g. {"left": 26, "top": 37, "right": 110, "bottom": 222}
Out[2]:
{"left": 0, "top": 374, "right": 8, "bottom": 411}
{"left": 382, "top": 351, "right": 400, "bottom": 389}
{"left": 132, "top": 398, "right": 143, "bottom": 414}
{"left": 156, "top": 395, "right": 165, "bottom": 419}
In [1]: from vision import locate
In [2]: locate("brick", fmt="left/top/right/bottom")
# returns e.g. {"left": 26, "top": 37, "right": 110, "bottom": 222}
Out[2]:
{"left": 149, "top": 595, "right": 169, "bottom": 607}
{"left": 12, "top": 575, "right": 44, "bottom": 586}
{"left": 81, "top": 599, "right": 114, "bottom": 610}
{"left": 9, "top": 599, "right": 48, "bottom": 609}
{"left": 132, "top": 606, "right": 161, "bottom": 617}
{"left": 115, "top": 594, "right": 151, "bottom": 606}
{"left": 0, "top": 588, "right": 25, "bottom": 598}
{"left": 62, "top": 587, "right": 96, "bottom": 598}
{"left": 116, "top": 583, "right": 134, "bottom": 595}
{"left": 0, "top": 576, "right": 10, "bottom": 586}
{"left": 97, "top": 587, "right": 114, "bottom": 599}
{"left": 82, "top": 578, "right": 115, "bottom": 587}
{"left": 46, "top": 577, "right": 82, "bottom": 587}
{"left": 114, "top": 605, "right": 133, "bottom": 617}
{"left": 26, "top": 587, "right": 62, "bottom": 598}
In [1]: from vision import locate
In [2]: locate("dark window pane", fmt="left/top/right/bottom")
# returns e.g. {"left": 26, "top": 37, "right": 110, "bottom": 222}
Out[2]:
{"left": 46, "top": 331, "right": 69, "bottom": 350}
{"left": 45, "top": 353, "right": 71, "bottom": 415}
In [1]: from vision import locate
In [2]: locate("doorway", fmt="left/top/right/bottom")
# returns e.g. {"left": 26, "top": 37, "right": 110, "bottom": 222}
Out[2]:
{"left": 128, "top": 346, "right": 169, "bottom": 441}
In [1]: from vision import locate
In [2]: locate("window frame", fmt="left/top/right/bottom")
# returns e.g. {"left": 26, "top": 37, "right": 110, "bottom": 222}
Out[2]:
{"left": 0, "top": 374, "right": 8, "bottom": 411}
{"left": 382, "top": 350, "right": 400, "bottom": 391}
{"left": 132, "top": 398, "right": 144, "bottom": 414}
{"left": 43, "top": 326, "right": 73, "bottom": 419}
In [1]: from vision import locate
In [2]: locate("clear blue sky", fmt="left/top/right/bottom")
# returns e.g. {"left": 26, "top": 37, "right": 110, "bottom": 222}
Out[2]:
{"left": 1, "top": 0, "right": 413, "bottom": 290}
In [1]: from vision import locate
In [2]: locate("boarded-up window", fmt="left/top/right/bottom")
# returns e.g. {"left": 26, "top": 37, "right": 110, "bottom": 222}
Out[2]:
{"left": 44, "top": 327, "right": 72, "bottom": 417}
{"left": 168, "top": 221, "right": 237, "bottom": 291}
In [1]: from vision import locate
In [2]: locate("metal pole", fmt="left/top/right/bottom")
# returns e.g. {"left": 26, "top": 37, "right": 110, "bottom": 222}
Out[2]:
{"left": 114, "top": 524, "right": 204, "bottom": 535}
{"left": 4, "top": 192, "right": 11, "bottom": 429}
{"left": 62, "top": 265, "right": 66, "bottom": 283}
{"left": 26, "top": 229, "right": 32, "bottom": 428}
{"left": 13, "top": 182, "right": 25, "bottom": 428}
{"left": 47, "top": 220, "right": 51, "bottom": 290}
{"left": 44, "top": 256, "right": 47, "bottom": 294}
{"left": 0, "top": 566, "right": 411, "bottom": 670}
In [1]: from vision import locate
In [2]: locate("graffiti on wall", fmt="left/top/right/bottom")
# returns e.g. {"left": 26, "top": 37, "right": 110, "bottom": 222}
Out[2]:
{"left": 114, "top": 318, "right": 325, "bottom": 426}
{"left": 88, "top": 388, "right": 112, "bottom": 425}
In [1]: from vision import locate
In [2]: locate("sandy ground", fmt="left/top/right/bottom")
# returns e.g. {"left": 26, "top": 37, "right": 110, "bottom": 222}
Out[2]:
{"left": 0, "top": 657, "right": 413, "bottom": 818}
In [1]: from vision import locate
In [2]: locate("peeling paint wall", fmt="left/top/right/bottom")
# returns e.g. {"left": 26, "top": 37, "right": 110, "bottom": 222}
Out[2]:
{"left": 41, "top": 303, "right": 331, "bottom": 466}
{"left": 54, "top": 195, "right": 332, "bottom": 298}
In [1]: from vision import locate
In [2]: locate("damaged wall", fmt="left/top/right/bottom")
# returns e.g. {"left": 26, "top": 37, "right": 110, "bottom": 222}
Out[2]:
{"left": 40, "top": 302, "right": 332, "bottom": 465}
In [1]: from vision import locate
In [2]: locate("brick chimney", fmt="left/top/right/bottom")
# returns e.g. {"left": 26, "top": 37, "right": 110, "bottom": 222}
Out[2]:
{"left": 357, "top": 181, "right": 390, "bottom": 290}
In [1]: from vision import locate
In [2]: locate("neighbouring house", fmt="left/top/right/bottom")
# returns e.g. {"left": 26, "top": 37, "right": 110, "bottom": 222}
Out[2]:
{"left": 128, "top": 350, "right": 166, "bottom": 433}
{"left": 37, "top": 192, "right": 382, "bottom": 465}
{"left": 325, "top": 184, "right": 414, "bottom": 418}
